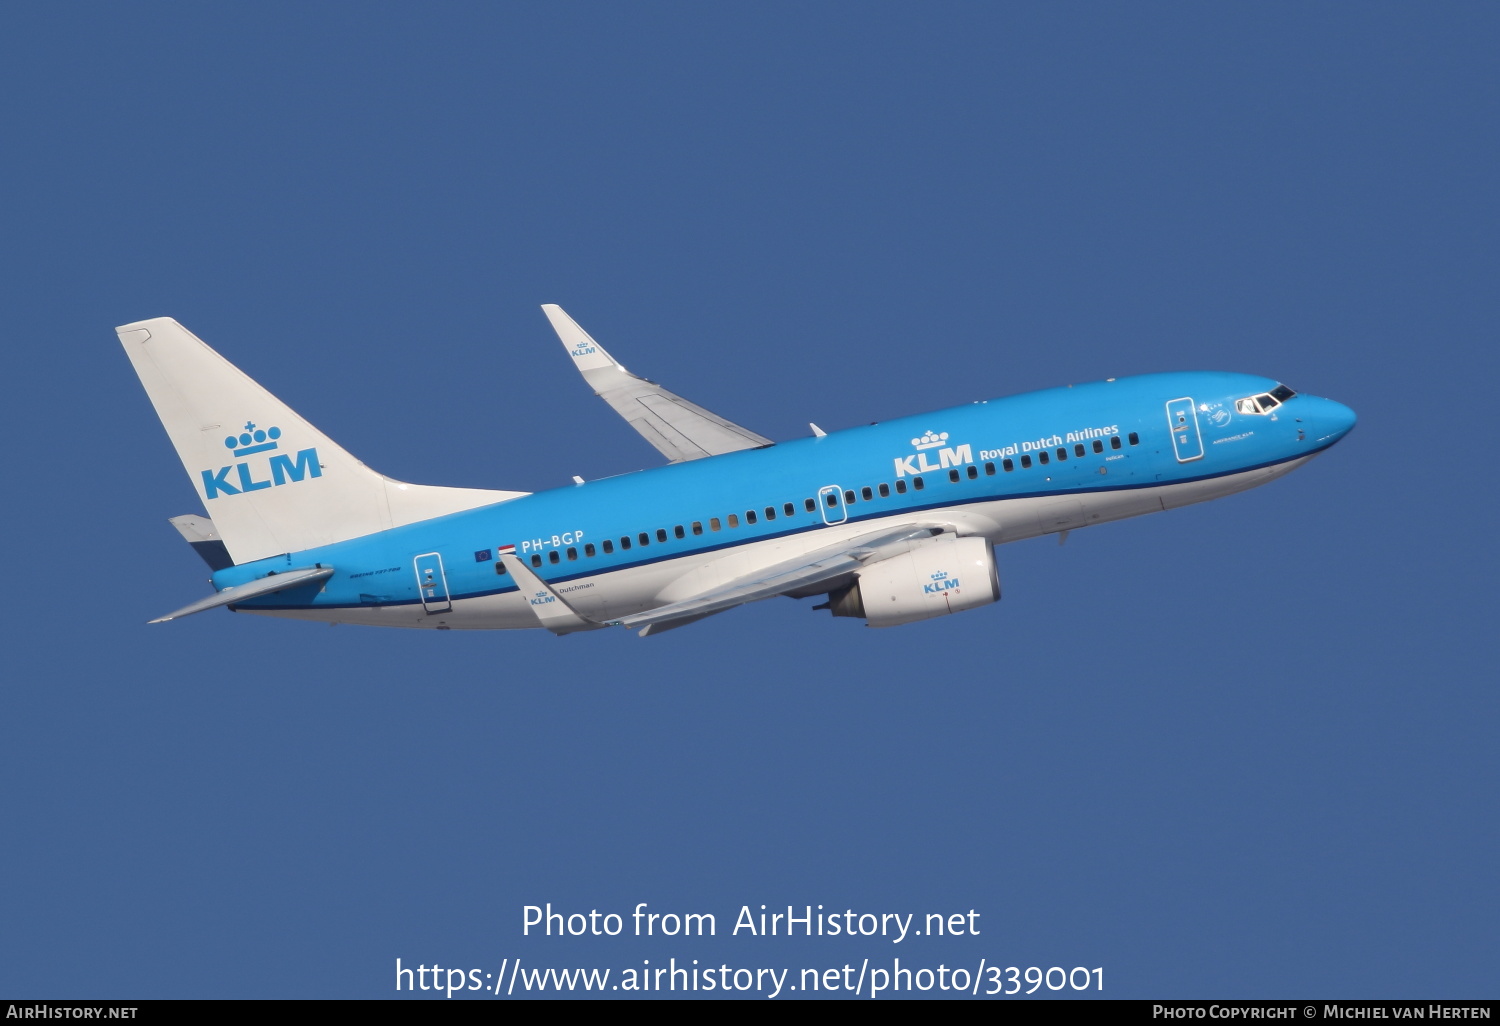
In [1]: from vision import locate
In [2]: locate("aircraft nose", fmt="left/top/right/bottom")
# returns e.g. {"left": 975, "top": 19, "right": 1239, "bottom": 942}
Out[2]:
{"left": 1307, "top": 397, "right": 1357, "bottom": 446}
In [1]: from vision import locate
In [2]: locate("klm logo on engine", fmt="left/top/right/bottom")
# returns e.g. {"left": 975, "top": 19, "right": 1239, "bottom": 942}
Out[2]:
{"left": 894, "top": 430, "right": 972, "bottom": 478}
{"left": 923, "top": 570, "right": 961, "bottom": 595}
{"left": 200, "top": 421, "right": 322, "bottom": 500}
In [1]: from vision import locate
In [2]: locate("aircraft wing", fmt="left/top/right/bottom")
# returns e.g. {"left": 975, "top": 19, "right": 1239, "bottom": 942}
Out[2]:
{"left": 542, "top": 304, "right": 773, "bottom": 463}
{"left": 614, "top": 523, "right": 947, "bottom": 635}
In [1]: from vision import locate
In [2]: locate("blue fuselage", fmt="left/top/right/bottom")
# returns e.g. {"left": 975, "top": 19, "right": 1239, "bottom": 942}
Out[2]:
{"left": 216, "top": 370, "right": 1355, "bottom": 624}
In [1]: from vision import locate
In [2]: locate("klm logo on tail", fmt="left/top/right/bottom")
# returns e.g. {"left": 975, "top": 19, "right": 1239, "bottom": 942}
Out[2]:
{"left": 200, "top": 421, "right": 322, "bottom": 499}
{"left": 894, "top": 430, "right": 972, "bottom": 478}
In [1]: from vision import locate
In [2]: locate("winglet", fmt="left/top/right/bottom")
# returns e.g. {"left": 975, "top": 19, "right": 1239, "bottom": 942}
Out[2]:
{"left": 541, "top": 303, "right": 625, "bottom": 380}
{"left": 539, "top": 305, "right": 773, "bottom": 463}
{"left": 499, "top": 552, "right": 603, "bottom": 635}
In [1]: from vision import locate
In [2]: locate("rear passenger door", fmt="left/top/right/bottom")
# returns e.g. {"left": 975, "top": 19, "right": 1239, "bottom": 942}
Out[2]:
{"left": 414, "top": 552, "right": 452, "bottom": 613}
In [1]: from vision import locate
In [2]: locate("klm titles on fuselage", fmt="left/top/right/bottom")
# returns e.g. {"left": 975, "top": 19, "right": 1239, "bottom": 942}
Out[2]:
{"left": 894, "top": 430, "right": 972, "bottom": 478}
{"left": 200, "top": 421, "right": 322, "bottom": 500}
{"left": 894, "top": 424, "right": 1120, "bottom": 478}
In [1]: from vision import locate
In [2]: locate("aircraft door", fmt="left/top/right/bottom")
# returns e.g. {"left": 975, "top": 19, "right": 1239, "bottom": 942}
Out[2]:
{"left": 1166, "top": 398, "right": 1204, "bottom": 462}
{"left": 818, "top": 485, "right": 848, "bottom": 525}
{"left": 413, "top": 552, "right": 452, "bottom": 613}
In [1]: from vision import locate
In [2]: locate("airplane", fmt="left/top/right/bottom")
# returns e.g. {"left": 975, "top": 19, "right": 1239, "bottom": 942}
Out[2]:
{"left": 119, "top": 308, "right": 1356, "bottom": 635}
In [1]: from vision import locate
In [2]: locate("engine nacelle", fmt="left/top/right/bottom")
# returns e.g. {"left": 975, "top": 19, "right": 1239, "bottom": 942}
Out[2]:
{"left": 825, "top": 535, "right": 1000, "bottom": 627}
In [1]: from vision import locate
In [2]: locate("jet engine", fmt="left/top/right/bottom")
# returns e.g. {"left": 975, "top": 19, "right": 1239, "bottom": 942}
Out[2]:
{"left": 822, "top": 535, "right": 1000, "bottom": 627}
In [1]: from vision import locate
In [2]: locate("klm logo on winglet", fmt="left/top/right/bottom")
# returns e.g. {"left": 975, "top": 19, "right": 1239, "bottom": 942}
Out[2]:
{"left": 894, "top": 430, "right": 972, "bottom": 478}
{"left": 200, "top": 421, "right": 322, "bottom": 499}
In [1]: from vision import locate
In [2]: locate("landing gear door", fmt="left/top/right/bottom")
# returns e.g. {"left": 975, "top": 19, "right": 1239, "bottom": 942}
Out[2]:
{"left": 414, "top": 552, "right": 452, "bottom": 613}
{"left": 818, "top": 485, "right": 848, "bottom": 525}
{"left": 1166, "top": 398, "right": 1204, "bottom": 462}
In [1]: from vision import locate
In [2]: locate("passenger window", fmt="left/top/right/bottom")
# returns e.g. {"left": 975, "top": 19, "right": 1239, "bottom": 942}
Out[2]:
{"left": 914, "top": 477, "right": 925, "bottom": 490}
{"left": 603, "top": 540, "right": 614, "bottom": 554}
{"left": 879, "top": 483, "right": 890, "bottom": 497}
{"left": 948, "top": 469, "right": 960, "bottom": 483}
{"left": 621, "top": 536, "right": 632, "bottom": 550}
{"left": 804, "top": 498, "right": 816, "bottom": 512}
{"left": 1021, "top": 455, "right": 1032, "bottom": 469}
{"left": 746, "top": 510, "right": 758, "bottom": 524}
{"left": 710, "top": 517, "right": 721, "bottom": 531}
{"left": 1110, "top": 436, "right": 1122, "bottom": 450}
{"left": 531, "top": 554, "right": 543, "bottom": 568}
{"left": 691, "top": 521, "right": 702, "bottom": 535}
{"left": 764, "top": 506, "right": 776, "bottom": 520}
{"left": 639, "top": 532, "right": 651, "bottom": 546}
{"left": 1056, "top": 447, "right": 1067, "bottom": 461}
{"left": 584, "top": 543, "right": 595, "bottom": 557}
{"left": 728, "top": 514, "right": 739, "bottom": 528}
{"left": 1128, "top": 432, "right": 1139, "bottom": 445}
{"left": 673, "top": 525, "right": 685, "bottom": 539}
{"left": 825, "top": 493, "right": 837, "bottom": 507}
{"left": 1003, "top": 458, "right": 1014, "bottom": 472}
{"left": 896, "top": 480, "right": 907, "bottom": 494}
{"left": 1039, "top": 451, "right": 1050, "bottom": 465}
{"left": 784, "top": 502, "right": 795, "bottom": 516}
{"left": 861, "top": 487, "right": 872, "bottom": 501}
{"left": 844, "top": 490, "right": 855, "bottom": 504}
{"left": 967, "top": 465, "right": 979, "bottom": 479}
{"left": 984, "top": 462, "right": 995, "bottom": 476}
{"left": 1074, "top": 444, "right": 1085, "bottom": 457}
{"left": 656, "top": 529, "right": 667, "bottom": 543}
{"left": 566, "top": 547, "right": 577, "bottom": 561}
{"left": 1093, "top": 439, "right": 1104, "bottom": 453}
{"left": 495, "top": 562, "right": 507, "bottom": 575}
{"left": 548, "top": 551, "right": 560, "bottom": 565}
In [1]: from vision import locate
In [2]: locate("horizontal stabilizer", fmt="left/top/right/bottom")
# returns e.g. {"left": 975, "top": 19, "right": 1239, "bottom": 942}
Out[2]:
{"left": 541, "top": 305, "right": 772, "bottom": 463}
{"left": 616, "top": 523, "right": 946, "bottom": 633}
{"left": 149, "top": 566, "right": 334, "bottom": 623}
{"left": 168, "top": 514, "right": 234, "bottom": 571}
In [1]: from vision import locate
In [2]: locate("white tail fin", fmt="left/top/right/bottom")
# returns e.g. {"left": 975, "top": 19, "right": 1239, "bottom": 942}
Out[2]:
{"left": 118, "top": 317, "right": 527, "bottom": 565}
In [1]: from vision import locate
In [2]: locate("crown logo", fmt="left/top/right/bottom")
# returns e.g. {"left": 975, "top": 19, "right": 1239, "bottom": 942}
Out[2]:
{"left": 223, "top": 421, "right": 282, "bottom": 457}
{"left": 931, "top": 570, "right": 948, "bottom": 581}
{"left": 911, "top": 430, "right": 949, "bottom": 451}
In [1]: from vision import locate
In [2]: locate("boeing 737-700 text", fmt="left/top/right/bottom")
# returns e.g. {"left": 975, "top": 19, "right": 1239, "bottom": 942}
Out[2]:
{"left": 121, "top": 308, "right": 1355, "bottom": 635}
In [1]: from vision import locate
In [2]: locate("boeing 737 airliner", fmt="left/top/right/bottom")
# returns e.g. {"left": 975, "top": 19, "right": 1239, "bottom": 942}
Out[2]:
{"left": 121, "top": 308, "right": 1355, "bottom": 635}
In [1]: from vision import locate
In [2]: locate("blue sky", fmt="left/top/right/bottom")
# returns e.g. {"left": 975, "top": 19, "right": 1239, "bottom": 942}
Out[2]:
{"left": 2, "top": 2, "right": 1496, "bottom": 999}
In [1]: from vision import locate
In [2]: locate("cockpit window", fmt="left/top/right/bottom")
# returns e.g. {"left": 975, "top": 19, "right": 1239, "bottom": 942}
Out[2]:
{"left": 1235, "top": 384, "right": 1297, "bottom": 415}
